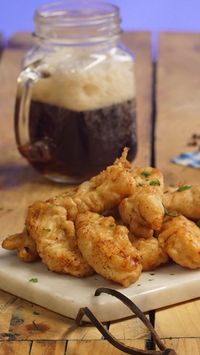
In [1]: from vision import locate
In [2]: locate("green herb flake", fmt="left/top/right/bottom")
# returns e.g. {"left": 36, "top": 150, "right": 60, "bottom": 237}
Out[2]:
{"left": 141, "top": 170, "right": 151, "bottom": 178}
{"left": 167, "top": 210, "right": 179, "bottom": 217}
{"left": 163, "top": 205, "right": 179, "bottom": 217}
{"left": 43, "top": 228, "right": 51, "bottom": 232}
{"left": 196, "top": 220, "right": 200, "bottom": 228}
{"left": 109, "top": 224, "right": 115, "bottom": 228}
{"left": 177, "top": 185, "right": 192, "bottom": 192}
{"left": 149, "top": 179, "right": 161, "bottom": 186}
{"left": 29, "top": 278, "right": 38, "bottom": 283}
{"left": 137, "top": 183, "right": 144, "bottom": 187}
{"left": 48, "top": 204, "right": 55, "bottom": 208}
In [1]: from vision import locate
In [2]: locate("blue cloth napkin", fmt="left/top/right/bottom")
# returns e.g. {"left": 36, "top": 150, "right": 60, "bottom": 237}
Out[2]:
{"left": 171, "top": 150, "right": 200, "bottom": 168}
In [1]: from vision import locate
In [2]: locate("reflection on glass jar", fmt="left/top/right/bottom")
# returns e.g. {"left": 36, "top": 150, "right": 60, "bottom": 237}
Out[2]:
{"left": 15, "top": 0, "right": 137, "bottom": 183}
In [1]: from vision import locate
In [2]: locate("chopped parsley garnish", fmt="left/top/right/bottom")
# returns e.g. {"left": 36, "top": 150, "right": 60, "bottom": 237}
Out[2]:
{"left": 43, "top": 228, "right": 51, "bottom": 232}
{"left": 29, "top": 278, "right": 38, "bottom": 283}
{"left": 163, "top": 205, "right": 179, "bottom": 217}
{"left": 109, "top": 224, "right": 115, "bottom": 228}
{"left": 141, "top": 170, "right": 151, "bottom": 178}
{"left": 196, "top": 220, "right": 200, "bottom": 228}
{"left": 177, "top": 185, "right": 192, "bottom": 192}
{"left": 137, "top": 183, "right": 144, "bottom": 187}
{"left": 149, "top": 179, "right": 160, "bottom": 186}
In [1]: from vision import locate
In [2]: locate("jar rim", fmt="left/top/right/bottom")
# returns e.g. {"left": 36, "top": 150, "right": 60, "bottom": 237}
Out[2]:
{"left": 34, "top": 0, "right": 119, "bottom": 26}
{"left": 34, "top": 0, "right": 121, "bottom": 45}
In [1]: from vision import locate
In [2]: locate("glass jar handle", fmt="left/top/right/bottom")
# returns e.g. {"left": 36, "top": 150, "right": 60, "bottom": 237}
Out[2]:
{"left": 15, "top": 67, "right": 39, "bottom": 147}
{"left": 15, "top": 61, "right": 50, "bottom": 147}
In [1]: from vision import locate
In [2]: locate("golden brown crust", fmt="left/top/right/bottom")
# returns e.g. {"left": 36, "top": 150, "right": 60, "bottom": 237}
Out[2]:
{"left": 130, "top": 235, "right": 169, "bottom": 271}
{"left": 76, "top": 211, "right": 142, "bottom": 287}
{"left": 2, "top": 229, "right": 39, "bottom": 262}
{"left": 158, "top": 215, "right": 200, "bottom": 269}
{"left": 163, "top": 185, "right": 200, "bottom": 220}
{"left": 119, "top": 167, "right": 165, "bottom": 238}
{"left": 26, "top": 201, "right": 93, "bottom": 277}
{"left": 2, "top": 149, "right": 200, "bottom": 287}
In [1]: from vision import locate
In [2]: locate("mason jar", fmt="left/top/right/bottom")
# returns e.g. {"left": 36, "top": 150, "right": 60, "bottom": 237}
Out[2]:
{"left": 15, "top": 0, "right": 137, "bottom": 183}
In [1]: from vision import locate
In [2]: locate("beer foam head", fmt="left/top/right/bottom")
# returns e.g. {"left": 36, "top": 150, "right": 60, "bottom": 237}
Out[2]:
{"left": 30, "top": 50, "right": 136, "bottom": 111}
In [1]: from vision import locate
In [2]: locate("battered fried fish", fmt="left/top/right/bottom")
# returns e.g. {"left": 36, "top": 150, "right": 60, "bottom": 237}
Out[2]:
{"left": 2, "top": 150, "right": 135, "bottom": 263}
{"left": 119, "top": 167, "right": 165, "bottom": 238}
{"left": 76, "top": 212, "right": 142, "bottom": 287}
{"left": 130, "top": 235, "right": 169, "bottom": 271}
{"left": 26, "top": 201, "right": 93, "bottom": 277}
{"left": 163, "top": 185, "right": 200, "bottom": 220}
{"left": 50, "top": 149, "right": 136, "bottom": 219}
{"left": 158, "top": 215, "right": 200, "bottom": 269}
{"left": 2, "top": 229, "right": 38, "bottom": 262}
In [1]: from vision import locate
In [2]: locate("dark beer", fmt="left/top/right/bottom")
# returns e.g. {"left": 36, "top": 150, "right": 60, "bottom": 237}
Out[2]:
{"left": 15, "top": 98, "right": 137, "bottom": 181}
{"left": 15, "top": 53, "right": 137, "bottom": 182}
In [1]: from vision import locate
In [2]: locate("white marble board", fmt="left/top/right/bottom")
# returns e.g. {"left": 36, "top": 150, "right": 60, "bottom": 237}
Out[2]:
{"left": 0, "top": 248, "right": 200, "bottom": 322}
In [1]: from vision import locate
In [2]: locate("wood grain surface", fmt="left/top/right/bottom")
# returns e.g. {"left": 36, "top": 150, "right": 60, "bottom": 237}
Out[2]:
{"left": 0, "top": 31, "right": 200, "bottom": 355}
{"left": 156, "top": 32, "right": 200, "bottom": 185}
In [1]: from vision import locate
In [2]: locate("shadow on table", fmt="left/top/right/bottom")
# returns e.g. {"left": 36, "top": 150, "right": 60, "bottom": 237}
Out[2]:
{"left": 0, "top": 163, "right": 55, "bottom": 190}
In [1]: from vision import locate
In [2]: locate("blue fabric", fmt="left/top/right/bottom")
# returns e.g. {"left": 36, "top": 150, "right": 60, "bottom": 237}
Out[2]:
{"left": 171, "top": 150, "right": 200, "bottom": 168}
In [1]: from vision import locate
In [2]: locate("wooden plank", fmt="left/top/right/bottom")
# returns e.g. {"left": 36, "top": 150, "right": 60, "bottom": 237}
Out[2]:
{"left": 0, "top": 290, "right": 18, "bottom": 338}
{"left": 0, "top": 34, "right": 3, "bottom": 59}
{"left": 155, "top": 299, "right": 200, "bottom": 337}
{"left": 109, "top": 316, "right": 149, "bottom": 340}
{"left": 122, "top": 32, "right": 153, "bottom": 167}
{"left": 0, "top": 341, "right": 31, "bottom": 355}
{"left": 163, "top": 338, "right": 200, "bottom": 355}
{"left": 156, "top": 32, "right": 200, "bottom": 186}
{"left": 0, "top": 293, "right": 100, "bottom": 341}
{"left": 30, "top": 340, "right": 66, "bottom": 355}
{"left": 66, "top": 339, "right": 145, "bottom": 355}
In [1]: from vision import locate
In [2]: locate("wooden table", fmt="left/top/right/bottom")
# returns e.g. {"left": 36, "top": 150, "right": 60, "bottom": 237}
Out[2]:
{"left": 0, "top": 31, "right": 200, "bottom": 355}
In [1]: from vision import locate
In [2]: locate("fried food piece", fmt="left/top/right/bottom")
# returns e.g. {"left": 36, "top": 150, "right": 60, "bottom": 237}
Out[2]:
{"left": 50, "top": 149, "right": 136, "bottom": 220}
{"left": 76, "top": 212, "right": 142, "bottom": 287}
{"left": 119, "top": 167, "right": 165, "bottom": 238}
{"left": 130, "top": 235, "right": 169, "bottom": 271}
{"left": 2, "top": 229, "right": 39, "bottom": 262}
{"left": 2, "top": 150, "right": 136, "bottom": 263}
{"left": 158, "top": 215, "right": 200, "bottom": 269}
{"left": 163, "top": 185, "right": 200, "bottom": 220}
{"left": 26, "top": 201, "right": 94, "bottom": 277}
